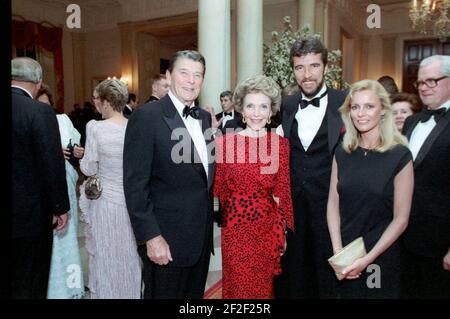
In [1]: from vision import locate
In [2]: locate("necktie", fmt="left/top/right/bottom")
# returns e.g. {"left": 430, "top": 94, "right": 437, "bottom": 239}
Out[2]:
{"left": 183, "top": 105, "right": 200, "bottom": 119}
{"left": 299, "top": 90, "right": 328, "bottom": 110}
{"left": 419, "top": 107, "right": 447, "bottom": 123}
{"left": 223, "top": 112, "right": 232, "bottom": 117}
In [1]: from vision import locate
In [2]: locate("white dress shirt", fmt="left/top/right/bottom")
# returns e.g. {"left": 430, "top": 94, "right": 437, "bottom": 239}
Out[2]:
{"left": 295, "top": 84, "right": 328, "bottom": 151}
{"left": 221, "top": 110, "right": 235, "bottom": 128}
{"left": 409, "top": 100, "right": 450, "bottom": 160}
{"left": 168, "top": 90, "right": 209, "bottom": 178}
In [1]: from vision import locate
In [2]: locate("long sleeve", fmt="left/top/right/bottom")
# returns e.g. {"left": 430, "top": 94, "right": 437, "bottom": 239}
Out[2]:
{"left": 273, "top": 137, "right": 294, "bottom": 231}
{"left": 32, "top": 106, "right": 70, "bottom": 215}
{"left": 213, "top": 136, "right": 227, "bottom": 202}
{"left": 123, "top": 108, "right": 160, "bottom": 244}
{"left": 80, "top": 120, "right": 99, "bottom": 176}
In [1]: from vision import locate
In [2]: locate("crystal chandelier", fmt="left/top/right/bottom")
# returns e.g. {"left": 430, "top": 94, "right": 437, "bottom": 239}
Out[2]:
{"left": 409, "top": 0, "right": 450, "bottom": 42}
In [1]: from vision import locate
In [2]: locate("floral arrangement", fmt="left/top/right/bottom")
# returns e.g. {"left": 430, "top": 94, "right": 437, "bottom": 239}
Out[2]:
{"left": 263, "top": 16, "right": 349, "bottom": 90}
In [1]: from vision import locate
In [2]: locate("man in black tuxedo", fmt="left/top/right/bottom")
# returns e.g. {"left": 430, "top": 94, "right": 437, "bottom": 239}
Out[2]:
{"left": 145, "top": 74, "right": 170, "bottom": 103}
{"left": 401, "top": 55, "right": 450, "bottom": 298}
{"left": 123, "top": 50, "right": 214, "bottom": 299}
{"left": 275, "top": 37, "right": 346, "bottom": 299}
{"left": 123, "top": 93, "right": 138, "bottom": 118}
{"left": 214, "top": 90, "right": 243, "bottom": 134}
{"left": 12, "top": 57, "right": 69, "bottom": 298}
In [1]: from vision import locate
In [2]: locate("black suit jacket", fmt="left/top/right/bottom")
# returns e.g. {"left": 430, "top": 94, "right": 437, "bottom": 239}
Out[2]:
{"left": 123, "top": 104, "right": 133, "bottom": 118}
{"left": 401, "top": 109, "right": 450, "bottom": 258}
{"left": 12, "top": 87, "right": 69, "bottom": 238}
{"left": 123, "top": 95, "right": 215, "bottom": 267}
{"left": 145, "top": 95, "right": 159, "bottom": 104}
{"left": 216, "top": 110, "right": 243, "bottom": 134}
{"left": 281, "top": 87, "right": 346, "bottom": 155}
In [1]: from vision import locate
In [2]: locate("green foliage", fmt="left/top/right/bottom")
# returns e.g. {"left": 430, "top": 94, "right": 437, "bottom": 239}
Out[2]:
{"left": 263, "top": 16, "right": 349, "bottom": 90}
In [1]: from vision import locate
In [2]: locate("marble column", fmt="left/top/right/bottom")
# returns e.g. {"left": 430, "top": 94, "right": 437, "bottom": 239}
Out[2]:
{"left": 298, "top": 0, "right": 316, "bottom": 32}
{"left": 236, "top": 0, "right": 263, "bottom": 84}
{"left": 198, "top": 0, "right": 231, "bottom": 113}
{"left": 118, "top": 23, "right": 137, "bottom": 94}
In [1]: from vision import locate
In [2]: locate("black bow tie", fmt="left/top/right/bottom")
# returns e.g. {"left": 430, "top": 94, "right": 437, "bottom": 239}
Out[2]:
{"left": 183, "top": 105, "right": 200, "bottom": 119}
{"left": 299, "top": 90, "right": 328, "bottom": 110}
{"left": 223, "top": 111, "right": 232, "bottom": 117}
{"left": 419, "top": 107, "right": 447, "bottom": 123}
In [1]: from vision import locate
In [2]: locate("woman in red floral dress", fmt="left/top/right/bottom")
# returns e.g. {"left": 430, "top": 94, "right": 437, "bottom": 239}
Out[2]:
{"left": 214, "top": 75, "right": 294, "bottom": 299}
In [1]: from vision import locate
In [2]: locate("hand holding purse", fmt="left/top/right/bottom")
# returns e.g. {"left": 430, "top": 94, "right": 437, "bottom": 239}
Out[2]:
{"left": 328, "top": 237, "right": 367, "bottom": 280}
{"left": 84, "top": 174, "right": 102, "bottom": 200}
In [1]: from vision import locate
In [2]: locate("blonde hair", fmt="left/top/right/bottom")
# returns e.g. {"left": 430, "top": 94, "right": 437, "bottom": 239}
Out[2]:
{"left": 233, "top": 75, "right": 281, "bottom": 114}
{"left": 95, "top": 79, "right": 128, "bottom": 112}
{"left": 340, "top": 79, "right": 407, "bottom": 153}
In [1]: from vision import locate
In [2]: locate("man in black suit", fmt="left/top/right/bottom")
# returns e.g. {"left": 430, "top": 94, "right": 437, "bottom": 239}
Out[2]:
{"left": 275, "top": 37, "right": 346, "bottom": 299}
{"left": 123, "top": 50, "right": 214, "bottom": 299}
{"left": 123, "top": 93, "right": 138, "bottom": 118}
{"left": 145, "top": 74, "right": 170, "bottom": 103}
{"left": 401, "top": 55, "right": 450, "bottom": 298}
{"left": 214, "top": 90, "right": 243, "bottom": 134}
{"left": 12, "top": 57, "right": 69, "bottom": 298}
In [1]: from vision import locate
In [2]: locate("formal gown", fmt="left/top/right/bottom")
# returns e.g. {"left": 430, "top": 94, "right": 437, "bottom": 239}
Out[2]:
{"left": 47, "top": 114, "right": 85, "bottom": 299}
{"left": 79, "top": 120, "right": 141, "bottom": 299}
{"left": 214, "top": 132, "right": 294, "bottom": 299}
{"left": 334, "top": 144, "right": 412, "bottom": 298}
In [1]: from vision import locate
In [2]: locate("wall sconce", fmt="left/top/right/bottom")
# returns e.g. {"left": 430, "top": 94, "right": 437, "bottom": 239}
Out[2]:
{"left": 120, "top": 76, "right": 129, "bottom": 85}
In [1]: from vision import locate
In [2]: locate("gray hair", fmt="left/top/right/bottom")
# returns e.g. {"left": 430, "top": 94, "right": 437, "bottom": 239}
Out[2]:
{"left": 11, "top": 57, "right": 43, "bottom": 83}
{"left": 420, "top": 55, "right": 450, "bottom": 77}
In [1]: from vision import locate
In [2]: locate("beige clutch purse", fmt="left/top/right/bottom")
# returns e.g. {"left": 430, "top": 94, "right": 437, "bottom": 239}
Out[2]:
{"left": 328, "top": 237, "right": 367, "bottom": 280}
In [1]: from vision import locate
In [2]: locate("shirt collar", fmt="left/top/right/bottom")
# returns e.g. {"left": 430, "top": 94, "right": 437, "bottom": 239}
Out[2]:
{"left": 437, "top": 99, "right": 450, "bottom": 111}
{"left": 168, "top": 90, "right": 195, "bottom": 118}
{"left": 301, "top": 83, "right": 327, "bottom": 101}
{"left": 11, "top": 85, "right": 33, "bottom": 99}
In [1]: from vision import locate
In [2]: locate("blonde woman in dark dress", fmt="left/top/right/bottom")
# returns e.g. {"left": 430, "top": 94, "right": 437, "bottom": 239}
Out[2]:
{"left": 326, "top": 79, "right": 414, "bottom": 298}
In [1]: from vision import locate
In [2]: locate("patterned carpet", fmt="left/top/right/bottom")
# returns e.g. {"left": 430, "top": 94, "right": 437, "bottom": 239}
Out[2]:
{"left": 204, "top": 279, "right": 222, "bottom": 299}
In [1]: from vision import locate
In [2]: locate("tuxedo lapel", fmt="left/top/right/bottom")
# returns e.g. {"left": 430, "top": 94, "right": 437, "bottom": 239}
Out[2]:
{"left": 282, "top": 93, "right": 301, "bottom": 139}
{"left": 161, "top": 96, "right": 208, "bottom": 184}
{"left": 199, "top": 110, "right": 215, "bottom": 189}
{"left": 326, "top": 89, "right": 344, "bottom": 155}
{"left": 414, "top": 109, "right": 450, "bottom": 168}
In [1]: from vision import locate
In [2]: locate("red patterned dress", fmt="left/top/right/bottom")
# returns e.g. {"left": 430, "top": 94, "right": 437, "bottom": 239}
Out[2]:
{"left": 214, "top": 132, "right": 294, "bottom": 299}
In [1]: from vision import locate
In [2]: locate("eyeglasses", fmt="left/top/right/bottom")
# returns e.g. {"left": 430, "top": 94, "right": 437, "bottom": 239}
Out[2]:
{"left": 413, "top": 76, "right": 448, "bottom": 89}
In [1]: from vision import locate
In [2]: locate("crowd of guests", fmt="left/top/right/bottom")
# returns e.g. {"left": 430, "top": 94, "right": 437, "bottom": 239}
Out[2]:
{"left": 11, "top": 37, "right": 450, "bottom": 299}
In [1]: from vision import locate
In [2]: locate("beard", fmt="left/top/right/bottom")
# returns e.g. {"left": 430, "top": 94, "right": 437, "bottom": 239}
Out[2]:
{"left": 300, "top": 77, "right": 325, "bottom": 99}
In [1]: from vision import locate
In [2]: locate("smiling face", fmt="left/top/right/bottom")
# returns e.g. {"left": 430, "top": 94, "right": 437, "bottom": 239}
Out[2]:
{"left": 292, "top": 53, "right": 328, "bottom": 98}
{"left": 417, "top": 60, "right": 450, "bottom": 110}
{"left": 166, "top": 57, "right": 204, "bottom": 106}
{"left": 349, "top": 89, "right": 385, "bottom": 135}
{"left": 392, "top": 101, "right": 413, "bottom": 131}
{"left": 242, "top": 92, "right": 272, "bottom": 131}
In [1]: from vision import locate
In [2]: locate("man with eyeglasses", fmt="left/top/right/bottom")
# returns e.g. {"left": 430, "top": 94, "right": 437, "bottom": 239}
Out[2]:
{"left": 401, "top": 55, "right": 450, "bottom": 298}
